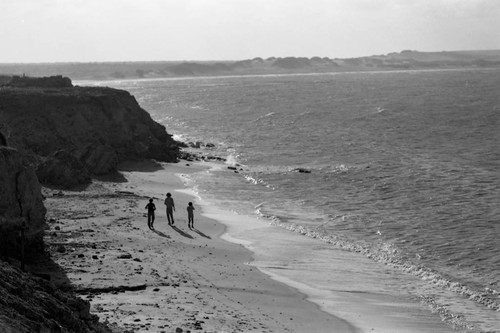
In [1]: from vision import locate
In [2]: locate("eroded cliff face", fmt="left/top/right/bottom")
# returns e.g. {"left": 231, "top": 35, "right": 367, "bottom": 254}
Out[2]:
{"left": 0, "top": 83, "right": 180, "bottom": 187}
{"left": 0, "top": 261, "right": 112, "bottom": 333}
{"left": 0, "top": 146, "right": 46, "bottom": 257}
{"left": 0, "top": 76, "right": 134, "bottom": 333}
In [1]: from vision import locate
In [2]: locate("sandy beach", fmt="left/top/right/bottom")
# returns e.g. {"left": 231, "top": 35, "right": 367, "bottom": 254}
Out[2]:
{"left": 39, "top": 160, "right": 358, "bottom": 333}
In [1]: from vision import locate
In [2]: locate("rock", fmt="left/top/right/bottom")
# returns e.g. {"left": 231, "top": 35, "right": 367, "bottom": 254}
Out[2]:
{"left": 117, "top": 253, "right": 133, "bottom": 259}
{"left": 6, "top": 75, "right": 73, "bottom": 88}
{"left": 0, "top": 79, "right": 181, "bottom": 186}
{"left": 33, "top": 273, "right": 51, "bottom": 281}
{"left": 73, "top": 144, "right": 118, "bottom": 175}
{"left": 293, "top": 168, "right": 312, "bottom": 173}
{"left": 0, "top": 146, "right": 46, "bottom": 258}
{"left": 0, "top": 261, "right": 112, "bottom": 333}
{"left": 36, "top": 150, "right": 91, "bottom": 187}
{"left": 187, "top": 141, "right": 202, "bottom": 148}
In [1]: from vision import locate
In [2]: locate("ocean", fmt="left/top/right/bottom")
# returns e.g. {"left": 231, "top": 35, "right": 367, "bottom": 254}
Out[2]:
{"left": 86, "top": 68, "right": 500, "bottom": 332}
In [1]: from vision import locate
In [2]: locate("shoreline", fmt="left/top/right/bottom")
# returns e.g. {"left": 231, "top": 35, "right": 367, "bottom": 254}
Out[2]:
{"left": 41, "top": 160, "right": 358, "bottom": 333}
{"left": 171, "top": 161, "right": 462, "bottom": 333}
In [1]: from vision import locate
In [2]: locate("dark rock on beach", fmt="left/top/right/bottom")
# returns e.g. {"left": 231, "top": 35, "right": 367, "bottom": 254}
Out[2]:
{"left": 293, "top": 167, "right": 312, "bottom": 173}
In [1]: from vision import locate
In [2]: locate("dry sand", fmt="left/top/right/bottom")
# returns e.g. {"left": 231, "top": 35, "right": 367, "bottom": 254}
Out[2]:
{"left": 38, "top": 161, "right": 358, "bottom": 333}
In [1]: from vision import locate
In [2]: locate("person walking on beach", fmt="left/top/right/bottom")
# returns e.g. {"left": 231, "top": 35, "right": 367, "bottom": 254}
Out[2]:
{"left": 164, "top": 193, "right": 175, "bottom": 225}
{"left": 145, "top": 198, "right": 156, "bottom": 230}
{"left": 187, "top": 202, "right": 195, "bottom": 229}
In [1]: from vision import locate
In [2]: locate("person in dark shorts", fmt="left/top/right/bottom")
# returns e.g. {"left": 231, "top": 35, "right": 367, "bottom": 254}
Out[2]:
{"left": 164, "top": 193, "right": 175, "bottom": 225}
{"left": 187, "top": 202, "right": 195, "bottom": 229}
{"left": 145, "top": 198, "right": 156, "bottom": 230}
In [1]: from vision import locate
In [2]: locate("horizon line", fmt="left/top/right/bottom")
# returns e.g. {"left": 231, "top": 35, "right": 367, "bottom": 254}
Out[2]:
{"left": 1, "top": 48, "right": 500, "bottom": 66}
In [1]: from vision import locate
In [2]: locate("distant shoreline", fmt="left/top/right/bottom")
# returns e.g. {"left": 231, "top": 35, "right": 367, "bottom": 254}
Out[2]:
{"left": 2, "top": 49, "right": 500, "bottom": 82}
{"left": 74, "top": 66, "right": 499, "bottom": 86}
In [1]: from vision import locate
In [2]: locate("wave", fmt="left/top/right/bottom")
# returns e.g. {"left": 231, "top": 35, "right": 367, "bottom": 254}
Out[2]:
{"left": 242, "top": 163, "right": 352, "bottom": 176}
{"left": 259, "top": 213, "right": 499, "bottom": 332}
{"left": 252, "top": 111, "right": 276, "bottom": 123}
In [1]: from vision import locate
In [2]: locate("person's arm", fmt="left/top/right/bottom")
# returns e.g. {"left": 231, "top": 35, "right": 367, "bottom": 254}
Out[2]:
{"left": 173, "top": 200, "right": 175, "bottom": 211}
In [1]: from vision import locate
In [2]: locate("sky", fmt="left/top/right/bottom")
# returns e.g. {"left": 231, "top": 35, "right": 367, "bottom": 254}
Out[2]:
{"left": 1, "top": 0, "right": 500, "bottom": 63}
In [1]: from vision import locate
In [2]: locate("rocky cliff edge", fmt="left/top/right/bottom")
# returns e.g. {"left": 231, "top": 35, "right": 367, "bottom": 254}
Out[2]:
{"left": 0, "top": 76, "right": 180, "bottom": 332}
{"left": 0, "top": 145, "right": 113, "bottom": 332}
{"left": 0, "top": 76, "right": 180, "bottom": 187}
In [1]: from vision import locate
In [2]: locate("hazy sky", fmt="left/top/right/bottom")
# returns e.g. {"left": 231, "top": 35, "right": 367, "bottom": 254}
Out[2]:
{"left": 1, "top": 0, "right": 500, "bottom": 63}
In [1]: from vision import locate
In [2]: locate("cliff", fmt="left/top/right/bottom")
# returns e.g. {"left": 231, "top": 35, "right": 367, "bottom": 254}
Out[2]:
{"left": 0, "top": 75, "right": 180, "bottom": 332}
{"left": 0, "top": 146, "right": 46, "bottom": 258}
{"left": 7, "top": 75, "right": 73, "bottom": 88}
{"left": 0, "top": 78, "right": 180, "bottom": 187}
{"left": 0, "top": 143, "right": 111, "bottom": 332}
{"left": 0, "top": 260, "right": 111, "bottom": 333}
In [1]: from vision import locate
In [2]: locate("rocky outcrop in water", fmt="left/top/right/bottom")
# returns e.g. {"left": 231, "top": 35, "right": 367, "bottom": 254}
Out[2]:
{"left": 0, "top": 76, "right": 180, "bottom": 187}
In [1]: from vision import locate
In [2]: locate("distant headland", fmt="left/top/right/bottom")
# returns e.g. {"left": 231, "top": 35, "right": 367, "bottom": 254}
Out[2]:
{"left": 1, "top": 49, "right": 500, "bottom": 81}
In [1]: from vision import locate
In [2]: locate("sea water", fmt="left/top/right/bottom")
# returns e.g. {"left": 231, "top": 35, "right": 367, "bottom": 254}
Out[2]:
{"left": 87, "top": 69, "right": 500, "bottom": 332}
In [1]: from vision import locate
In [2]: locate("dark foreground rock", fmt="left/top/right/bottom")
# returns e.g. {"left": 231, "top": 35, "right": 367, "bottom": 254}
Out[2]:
{"left": 0, "top": 76, "right": 181, "bottom": 187}
{"left": 1, "top": 144, "right": 112, "bottom": 332}
{"left": 0, "top": 146, "right": 46, "bottom": 257}
{"left": 0, "top": 261, "right": 112, "bottom": 333}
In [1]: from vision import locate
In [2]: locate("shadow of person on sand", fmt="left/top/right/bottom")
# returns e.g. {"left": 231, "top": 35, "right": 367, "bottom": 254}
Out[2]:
{"left": 192, "top": 228, "right": 211, "bottom": 239}
{"left": 152, "top": 229, "right": 171, "bottom": 239}
{"left": 170, "top": 225, "right": 193, "bottom": 239}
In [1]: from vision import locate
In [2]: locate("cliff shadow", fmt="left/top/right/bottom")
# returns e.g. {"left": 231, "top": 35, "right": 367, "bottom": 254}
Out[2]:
{"left": 118, "top": 159, "right": 164, "bottom": 173}
{"left": 23, "top": 251, "right": 73, "bottom": 290}
{"left": 42, "top": 182, "right": 97, "bottom": 192}
{"left": 93, "top": 171, "right": 128, "bottom": 183}
{"left": 0, "top": 131, "right": 7, "bottom": 146}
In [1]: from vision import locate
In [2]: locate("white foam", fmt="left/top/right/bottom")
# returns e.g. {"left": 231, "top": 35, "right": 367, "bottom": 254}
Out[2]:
{"left": 186, "top": 190, "right": 457, "bottom": 332}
